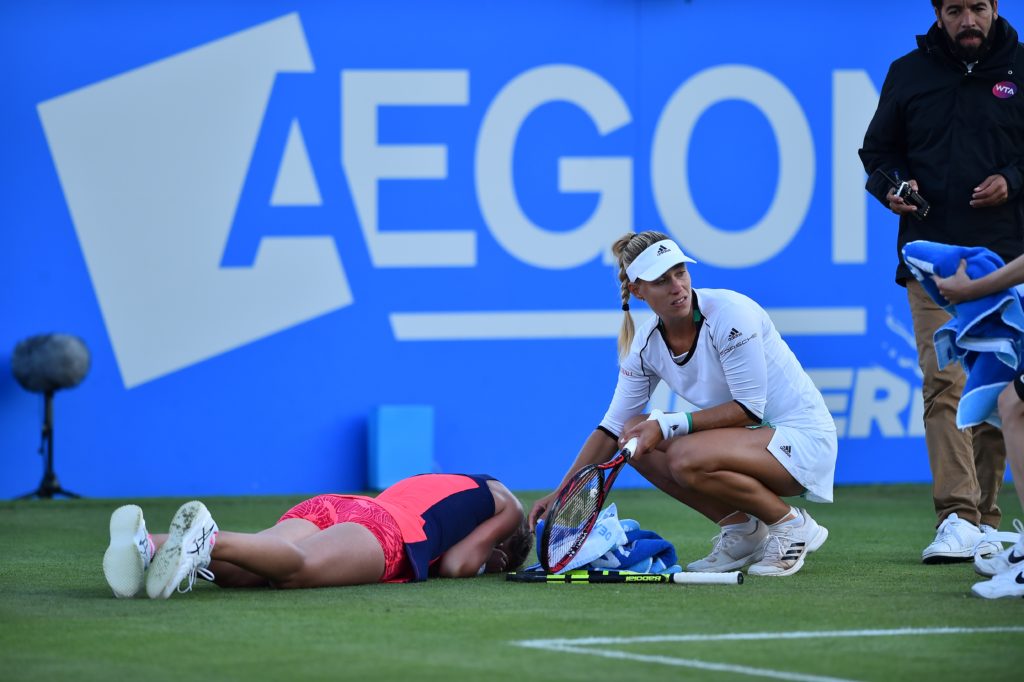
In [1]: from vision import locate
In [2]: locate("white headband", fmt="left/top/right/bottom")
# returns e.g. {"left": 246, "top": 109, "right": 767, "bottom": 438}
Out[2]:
{"left": 625, "top": 239, "right": 696, "bottom": 282}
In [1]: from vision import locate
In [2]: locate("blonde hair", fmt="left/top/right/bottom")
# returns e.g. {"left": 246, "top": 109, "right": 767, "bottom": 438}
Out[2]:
{"left": 611, "top": 230, "right": 671, "bottom": 360}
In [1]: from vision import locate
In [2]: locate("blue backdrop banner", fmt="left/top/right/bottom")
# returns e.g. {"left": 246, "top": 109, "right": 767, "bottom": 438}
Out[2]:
{"left": 1, "top": 1, "right": 950, "bottom": 497}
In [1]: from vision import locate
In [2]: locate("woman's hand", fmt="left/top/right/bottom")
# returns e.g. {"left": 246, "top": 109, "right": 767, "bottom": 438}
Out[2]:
{"left": 484, "top": 546, "right": 509, "bottom": 573}
{"left": 528, "top": 492, "right": 556, "bottom": 530}
{"left": 619, "top": 419, "right": 663, "bottom": 462}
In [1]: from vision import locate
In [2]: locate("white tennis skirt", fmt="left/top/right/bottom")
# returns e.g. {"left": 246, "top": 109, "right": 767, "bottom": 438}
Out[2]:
{"left": 765, "top": 423, "right": 837, "bottom": 504}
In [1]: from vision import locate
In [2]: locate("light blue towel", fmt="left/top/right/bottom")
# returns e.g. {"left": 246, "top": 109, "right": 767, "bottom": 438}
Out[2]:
{"left": 532, "top": 503, "right": 680, "bottom": 574}
{"left": 901, "top": 240, "right": 1024, "bottom": 428}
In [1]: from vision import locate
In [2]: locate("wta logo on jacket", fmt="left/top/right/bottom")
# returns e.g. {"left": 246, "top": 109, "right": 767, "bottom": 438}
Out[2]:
{"left": 993, "top": 81, "right": 1018, "bottom": 98}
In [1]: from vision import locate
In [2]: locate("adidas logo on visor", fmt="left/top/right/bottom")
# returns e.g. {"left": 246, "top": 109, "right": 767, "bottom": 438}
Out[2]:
{"left": 624, "top": 238, "right": 695, "bottom": 283}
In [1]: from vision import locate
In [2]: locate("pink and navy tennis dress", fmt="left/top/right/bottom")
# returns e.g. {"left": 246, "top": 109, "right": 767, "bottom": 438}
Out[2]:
{"left": 278, "top": 473, "right": 496, "bottom": 582}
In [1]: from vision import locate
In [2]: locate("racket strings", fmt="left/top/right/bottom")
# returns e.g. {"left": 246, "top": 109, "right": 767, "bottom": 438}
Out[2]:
{"left": 545, "top": 468, "right": 604, "bottom": 569}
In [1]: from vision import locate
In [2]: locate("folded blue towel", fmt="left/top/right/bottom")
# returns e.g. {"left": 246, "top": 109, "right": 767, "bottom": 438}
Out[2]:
{"left": 531, "top": 504, "right": 680, "bottom": 574}
{"left": 901, "top": 240, "right": 1024, "bottom": 428}
{"left": 590, "top": 519, "right": 680, "bottom": 573}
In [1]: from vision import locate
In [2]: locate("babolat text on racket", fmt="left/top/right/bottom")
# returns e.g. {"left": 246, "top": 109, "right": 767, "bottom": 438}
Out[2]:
{"left": 539, "top": 437, "right": 638, "bottom": 573}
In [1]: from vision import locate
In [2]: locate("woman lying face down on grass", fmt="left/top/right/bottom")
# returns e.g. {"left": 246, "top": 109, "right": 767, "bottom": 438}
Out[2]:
{"left": 102, "top": 473, "right": 533, "bottom": 599}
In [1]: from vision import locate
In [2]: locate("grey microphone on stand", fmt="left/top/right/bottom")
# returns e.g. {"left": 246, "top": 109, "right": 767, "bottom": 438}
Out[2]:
{"left": 11, "top": 333, "right": 91, "bottom": 499}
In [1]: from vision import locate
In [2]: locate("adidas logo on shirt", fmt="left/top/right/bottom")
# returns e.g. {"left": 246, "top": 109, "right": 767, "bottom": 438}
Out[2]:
{"left": 656, "top": 244, "right": 670, "bottom": 255}
{"left": 780, "top": 445, "right": 792, "bottom": 456}
{"left": 727, "top": 328, "right": 742, "bottom": 341}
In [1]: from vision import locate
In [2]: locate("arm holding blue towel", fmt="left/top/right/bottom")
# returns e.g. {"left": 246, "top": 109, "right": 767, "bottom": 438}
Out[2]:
{"left": 902, "top": 241, "right": 1024, "bottom": 429}
{"left": 934, "top": 254, "right": 1024, "bottom": 307}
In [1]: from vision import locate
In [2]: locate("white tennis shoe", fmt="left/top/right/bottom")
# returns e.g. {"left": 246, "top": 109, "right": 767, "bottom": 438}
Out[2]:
{"left": 977, "top": 523, "right": 1005, "bottom": 560}
{"left": 922, "top": 513, "right": 993, "bottom": 564}
{"left": 748, "top": 509, "right": 828, "bottom": 577}
{"left": 102, "top": 504, "right": 155, "bottom": 598}
{"left": 970, "top": 557, "right": 1024, "bottom": 599}
{"left": 975, "top": 519, "right": 1024, "bottom": 577}
{"left": 686, "top": 518, "right": 767, "bottom": 572}
{"left": 146, "top": 501, "right": 218, "bottom": 599}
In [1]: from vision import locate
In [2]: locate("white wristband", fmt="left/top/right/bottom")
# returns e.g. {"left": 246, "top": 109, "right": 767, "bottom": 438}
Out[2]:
{"left": 477, "top": 563, "right": 488, "bottom": 576}
{"left": 647, "top": 409, "right": 693, "bottom": 440}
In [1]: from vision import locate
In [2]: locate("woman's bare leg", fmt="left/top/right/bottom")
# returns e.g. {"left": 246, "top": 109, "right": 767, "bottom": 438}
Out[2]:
{"left": 621, "top": 414, "right": 740, "bottom": 523}
{"left": 997, "top": 385, "right": 1024, "bottom": 512}
{"left": 662, "top": 427, "right": 804, "bottom": 522}
{"left": 629, "top": 447, "right": 740, "bottom": 523}
{"left": 211, "top": 519, "right": 322, "bottom": 587}
{"left": 622, "top": 410, "right": 800, "bottom": 524}
{"left": 209, "top": 521, "right": 386, "bottom": 588}
{"left": 150, "top": 518, "right": 323, "bottom": 588}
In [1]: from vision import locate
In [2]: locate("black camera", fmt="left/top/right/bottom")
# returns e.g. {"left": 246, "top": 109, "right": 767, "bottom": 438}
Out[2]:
{"left": 870, "top": 169, "right": 930, "bottom": 221}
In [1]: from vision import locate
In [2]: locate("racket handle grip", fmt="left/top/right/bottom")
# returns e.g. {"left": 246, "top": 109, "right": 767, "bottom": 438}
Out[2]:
{"left": 622, "top": 437, "right": 639, "bottom": 459}
{"left": 670, "top": 571, "right": 744, "bottom": 585}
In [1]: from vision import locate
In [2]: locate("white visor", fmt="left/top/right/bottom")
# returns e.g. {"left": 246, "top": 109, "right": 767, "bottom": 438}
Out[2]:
{"left": 625, "top": 239, "right": 696, "bottom": 282}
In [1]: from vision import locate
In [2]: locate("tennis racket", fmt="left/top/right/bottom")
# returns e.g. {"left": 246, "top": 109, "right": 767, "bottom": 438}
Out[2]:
{"left": 539, "top": 437, "right": 639, "bottom": 573}
{"left": 507, "top": 569, "right": 743, "bottom": 585}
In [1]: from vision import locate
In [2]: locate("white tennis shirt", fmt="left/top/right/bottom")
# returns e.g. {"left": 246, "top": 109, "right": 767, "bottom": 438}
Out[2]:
{"left": 599, "top": 288, "right": 836, "bottom": 436}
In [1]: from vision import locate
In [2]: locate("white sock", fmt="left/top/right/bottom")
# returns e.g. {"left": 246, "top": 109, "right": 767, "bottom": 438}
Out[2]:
{"left": 770, "top": 507, "right": 801, "bottom": 528}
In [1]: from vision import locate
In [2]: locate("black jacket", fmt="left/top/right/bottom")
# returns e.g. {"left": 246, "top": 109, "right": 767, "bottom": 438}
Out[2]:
{"left": 860, "top": 17, "right": 1024, "bottom": 284}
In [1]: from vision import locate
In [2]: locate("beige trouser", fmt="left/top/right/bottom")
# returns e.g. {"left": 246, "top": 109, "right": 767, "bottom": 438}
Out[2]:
{"left": 907, "top": 279, "right": 1006, "bottom": 528}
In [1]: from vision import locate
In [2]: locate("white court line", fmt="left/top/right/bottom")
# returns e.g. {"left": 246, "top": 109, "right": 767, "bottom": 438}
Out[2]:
{"left": 390, "top": 308, "right": 866, "bottom": 341}
{"left": 525, "top": 643, "right": 856, "bottom": 682}
{"left": 512, "top": 626, "right": 1024, "bottom": 682}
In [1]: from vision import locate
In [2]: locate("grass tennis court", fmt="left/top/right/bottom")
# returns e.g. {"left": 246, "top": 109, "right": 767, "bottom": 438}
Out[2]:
{"left": 2, "top": 485, "right": 1022, "bottom": 681}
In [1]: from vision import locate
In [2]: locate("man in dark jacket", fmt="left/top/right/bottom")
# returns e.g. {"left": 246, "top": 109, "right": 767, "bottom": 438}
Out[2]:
{"left": 860, "top": 0, "right": 1024, "bottom": 565}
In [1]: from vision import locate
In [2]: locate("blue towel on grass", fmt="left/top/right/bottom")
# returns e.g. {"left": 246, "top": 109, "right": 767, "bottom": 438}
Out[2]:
{"left": 901, "top": 240, "right": 1024, "bottom": 428}
{"left": 531, "top": 503, "right": 680, "bottom": 574}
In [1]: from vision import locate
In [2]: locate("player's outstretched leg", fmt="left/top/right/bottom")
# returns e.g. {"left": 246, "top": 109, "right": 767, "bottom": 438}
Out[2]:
{"left": 103, "top": 504, "right": 156, "bottom": 598}
{"left": 748, "top": 508, "right": 828, "bottom": 577}
{"left": 146, "top": 501, "right": 219, "bottom": 599}
{"left": 686, "top": 517, "right": 767, "bottom": 572}
{"left": 971, "top": 529, "right": 1024, "bottom": 599}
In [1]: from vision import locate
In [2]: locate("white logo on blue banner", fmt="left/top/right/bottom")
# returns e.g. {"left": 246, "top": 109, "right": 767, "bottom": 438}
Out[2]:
{"left": 38, "top": 14, "right": 351, "bottom": 388}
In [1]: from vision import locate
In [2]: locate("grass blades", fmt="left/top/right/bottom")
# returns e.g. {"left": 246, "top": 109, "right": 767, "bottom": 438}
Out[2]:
{"left": 1, "top": 485, "right": 1022, "bottom": 681}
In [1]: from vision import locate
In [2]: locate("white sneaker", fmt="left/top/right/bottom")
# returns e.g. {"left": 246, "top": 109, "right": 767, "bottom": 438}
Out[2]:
{"left": 975, "top": 519, "right": 1024, "bottom": 577}
{"left": 977, "top": 523, "right": 1005, "bottom": 559}
{"left": 748, "top": 509, "right": 828, "bottom": 577}
{"left": 970, "top": 558, "right": 1024, "bottom": 599}
{"left": 921, "top": 513, "right": 988, "bottom": 564}
{"left": 145, "top": 501, "right": 218, "bottom": 599}
{"left": 686, "top": 518, "right": 768, "bottom": 572}
{"left": 102, "top": 504, "right": 155, "bottom": 598}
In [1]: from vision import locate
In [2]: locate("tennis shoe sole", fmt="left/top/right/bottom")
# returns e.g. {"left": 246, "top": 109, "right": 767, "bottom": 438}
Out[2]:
{"left": 145, "top": 501, "right": 212, "bottom": 599}
{"left": 103, "top": 505, "right": 149, "bottom": 598}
